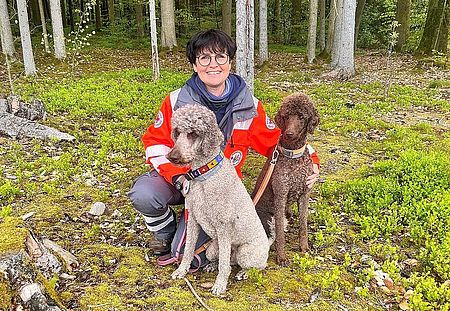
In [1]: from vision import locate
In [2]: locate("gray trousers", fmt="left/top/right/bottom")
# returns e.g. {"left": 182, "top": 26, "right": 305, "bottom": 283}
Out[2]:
{"left": 128, "top": 170, "right": 183, "bottom": 241}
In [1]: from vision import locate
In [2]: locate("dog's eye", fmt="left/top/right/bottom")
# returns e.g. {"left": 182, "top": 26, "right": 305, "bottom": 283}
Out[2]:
{"left": 173, "top": 129, "right": 179, "bottom": 139}
{"left": 187, "top": 132, "right": 198, "bottom": 140}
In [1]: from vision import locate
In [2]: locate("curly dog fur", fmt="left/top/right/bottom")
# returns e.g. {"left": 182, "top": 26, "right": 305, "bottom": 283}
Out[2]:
{"left": 252, "top": 92, "right": 320, "bottom": 266}
{"left": 168, "top": 104, "right": 269, "bottom": 295}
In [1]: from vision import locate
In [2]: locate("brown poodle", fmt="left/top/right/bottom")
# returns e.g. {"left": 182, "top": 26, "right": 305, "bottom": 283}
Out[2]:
{"left": 252, "top": 92, "right": 320, "bottom": 266}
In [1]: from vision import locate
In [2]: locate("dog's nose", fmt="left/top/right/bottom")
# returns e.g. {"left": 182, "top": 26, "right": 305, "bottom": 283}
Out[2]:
{"left": 284, "top": 131, "right": 294, "bottom": 138}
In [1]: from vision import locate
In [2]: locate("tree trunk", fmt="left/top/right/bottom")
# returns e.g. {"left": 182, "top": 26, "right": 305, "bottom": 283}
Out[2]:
{"left": 354, "top": 0, "right": 365, "bottom": 49}
{"left": 291, "top": 0, "right": 302, "bottom": 43}
{"left": 161, "top": 0, "right": 177, "bottom": 49}
{"left": 273, "top": 0, "right": 281, "bottom": 42}
{"left": 236, "top": 0, "right": 255, "bottom": 92}
{"left": 60, "top": 0, "right": 67, "bottom": 27}
{"left": 17, "top": 0, "right": 37, "bottom": 75}
{"left": 149, "top": 0, "right": 160, "bottom": 80}
{"left": 38, "top": 0, "right": 51, "bottom": 53}
{"left": 326, "top": 0, "right": 337, "bottom": 54}
{"left": 319, "top": 0, "right": 326, "bottom": 52}
{"left": 330, "top": 0, "right": 356, "bottom": 80}
{"left": 222, "top": 0, "right": 232, "bottom": 35}
{"left": 67, "top": 0, "right": 73, "bottom": 31}
{"left": 394, "top": 0, "right": 411, "bottom": 51}
{"left": 95, "top": 0, "right": 101, "bottom": 30}
{"left": 307, "top": 0, "right": 319, "bottom": 63}
{"left": 50, "top": 0, "right": 66, "bottom": 59}
{"left": 0, "top": 0, "right": 16, "bottom": 57}
{"left": 259, "top": 0, "right": 268, "bottom": 65}
{"left": 417, "top": 0, "right": 448, "bottom": 54}
{"left": 30, "top": 0, "right": 41, "bottom": 25}
{"left": 136, "top": 3, "right": 144, "bottom": 37}
{"left": 436, "top": 0, "right": 449, "bottom": 53}
{"left": 107, "top": 0, "right": 114, "bottom": 24}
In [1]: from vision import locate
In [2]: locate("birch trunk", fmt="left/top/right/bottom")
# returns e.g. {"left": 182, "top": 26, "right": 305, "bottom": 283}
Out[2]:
{"left": 259, "top": 0, "right": 268, "bottom": 65}
{"left": 160, "top": 0, "right": 177, "bottom": 49}
{"left": 330, "top": 0, "right": 356, "bottom": 80}
{"left": 236, "top": 0, "right": 255, "bottom": 92}
{"left": 307, "top": 0, "right": 319, "bottom": 63}
{"left": 49, "top": 0, "right": 66, "bottom": 59}
{"left": 319, "top": 0, "right": 326, "bottom": 52}
{"left": 0, "top": 0, "right": 16, "bottom": 57}
{"left": 149, "top": 0, "right": 160, "bottom": 80}
{"left": 38, "top": 0, "right": 51, "bottom": 53}
{"left": 326, "top": 0, "right": 337, "bottom": 55}
{"left": 17, "top": 0, "right": 37, "bottom": 75}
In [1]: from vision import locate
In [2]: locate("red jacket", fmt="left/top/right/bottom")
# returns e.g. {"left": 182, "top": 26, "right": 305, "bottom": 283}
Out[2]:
{"left": 142, "top": 88, "right": 319, "bottom": 184}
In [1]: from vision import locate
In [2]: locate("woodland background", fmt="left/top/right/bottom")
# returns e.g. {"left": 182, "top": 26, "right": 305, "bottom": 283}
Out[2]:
{"left": 0, "top": 0, "right": 450, "bottom": 310}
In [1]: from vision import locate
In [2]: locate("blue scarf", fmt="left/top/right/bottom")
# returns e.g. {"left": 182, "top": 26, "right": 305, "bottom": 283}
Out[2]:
{"left": 186, "top": 73, "right": 246, "bottom": 124}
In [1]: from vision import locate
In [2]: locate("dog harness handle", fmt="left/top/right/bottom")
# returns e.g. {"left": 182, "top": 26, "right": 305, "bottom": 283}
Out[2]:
{"left": 252, "top": 148, "right": 279, "bottom": 206}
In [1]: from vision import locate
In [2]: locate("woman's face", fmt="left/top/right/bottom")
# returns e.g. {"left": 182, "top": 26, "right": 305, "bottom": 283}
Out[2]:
{"left": 193, "top": 48, "right": 231, "bottom": 96}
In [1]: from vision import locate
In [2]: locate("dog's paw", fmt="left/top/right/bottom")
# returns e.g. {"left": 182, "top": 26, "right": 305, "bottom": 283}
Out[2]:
{"left": 203, "top": 261, "right": 218, "bottom": 273}
{"left": 235, "top": 269, "right": 248, "bottom": 281}
{"left": 171, "top": 266, "right": 188, "bottom": 279}
{"left": 211, "top": 281, "right": 227, "bottom": 295}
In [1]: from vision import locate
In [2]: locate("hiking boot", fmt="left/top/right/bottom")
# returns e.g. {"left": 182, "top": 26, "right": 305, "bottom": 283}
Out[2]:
{"left": 148, "top": 237, "right": 171, "bottom": 256}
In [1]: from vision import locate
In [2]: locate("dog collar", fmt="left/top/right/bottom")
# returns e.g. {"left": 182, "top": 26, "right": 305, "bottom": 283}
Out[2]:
{"left": 185, "top": 151, "right": 224, "bottom": 181}
{"left": 277, "top": 144, "right": 307, "bottom": 159}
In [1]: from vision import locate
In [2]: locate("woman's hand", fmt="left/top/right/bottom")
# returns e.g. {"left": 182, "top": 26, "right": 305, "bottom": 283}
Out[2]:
{"left": 306, "top": 163, "right": 320, "bottom": 189}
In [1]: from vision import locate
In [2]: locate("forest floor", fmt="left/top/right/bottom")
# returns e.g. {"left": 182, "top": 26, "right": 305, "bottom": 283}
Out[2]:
{"left": 1, "top": 46, "right": 450, "bottom": 311}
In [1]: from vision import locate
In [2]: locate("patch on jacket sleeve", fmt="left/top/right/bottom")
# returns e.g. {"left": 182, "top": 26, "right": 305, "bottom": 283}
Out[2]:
{"left": 154, "top": 111, "right": 164, "bottom": 128}
{"left": 266, "top": 116, "right": 276, "bottom": 130}
{"left": 230, "top": 150, "right": 243, "bottom": 167}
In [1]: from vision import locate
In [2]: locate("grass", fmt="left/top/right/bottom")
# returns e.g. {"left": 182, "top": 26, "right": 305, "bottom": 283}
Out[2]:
{"left": 0, "top": 43, "right": 449, "bottom": 310}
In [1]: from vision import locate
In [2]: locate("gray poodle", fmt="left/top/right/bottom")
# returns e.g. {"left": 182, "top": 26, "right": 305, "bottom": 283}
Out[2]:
{"left": 168, "top": 104, "right": 269, "bottom": 295}
{"left": 252, "top": 92, "right": 320, "bottom": 266}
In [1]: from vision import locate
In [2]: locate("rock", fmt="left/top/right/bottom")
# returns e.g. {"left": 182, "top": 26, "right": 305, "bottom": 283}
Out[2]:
{"left": 88, "top": 202, "right": 106, "bottom": 216}
{"left": 19, "top": 283, "right": 42, "bottom": 302}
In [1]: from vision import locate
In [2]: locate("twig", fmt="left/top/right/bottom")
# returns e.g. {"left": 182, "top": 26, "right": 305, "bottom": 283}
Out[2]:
{"left": 183, "top": 277, "right": 214, "bottom": 311}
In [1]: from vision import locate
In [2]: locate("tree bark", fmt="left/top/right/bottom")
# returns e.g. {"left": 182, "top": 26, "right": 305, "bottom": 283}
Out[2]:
{"left": 326, "top": 0, "right": 337, "bottom": 55}
{"left": 60, "top": 0, "right": 67, "bottom": 27}
{"left": 417, "top": 0, "right": 448, "bottom": 54}
{"left": 436, "top": 0, "right": 449, "bottom": 53}
{"left": 222, "top": 0, "right": 232, "bottom": 35}
{"left": 161, "top": 0, "right": 177, "bottom": 49}
{"left": 330, "top": 0, "right": 356, "bottom": 80}
{"left": 259, "top": 0, "right": 268, "bottom": 65}
{"left": 136, "top": 3, "right": 144, "bottom": 37}
{"left": 149, "top": 0, "right": 160, "bottom": 80}
{"left": 49, "top": 0, "right": 66, "bottom": 59}
{"left": 307, "top": 0, "right": 319, "bottom": 63}
{"left": 95, "top": 0, "right": 101, "bottom": 30}
{"left": 107, "top": 0, "right": 114, "bottom": 24}
{"left": 17, "top": 0, "right": 37, "bottom": 75}
{"left": 291, "top": 0, "right": 302, "bottom": 43}
{"left": 38, "top": 0, "right": 51, "bottom": 53}
{"left": 67, "top": 0, "right": 74, "bottom": 31}
{"left": 394, "top": 0, "right": 411, "bottom": 51}
{"left": 0, "top": 0, "right": 16, "bottom": 57}
{"left": 354, "top": 0, "right": 366, "bottom": 50}
{"left": 30, "top": 0, "right": 41, "bottom": 25}
{"left": 273, "top": 0, "right": 281, "bottom": 42}
{"left": 236, "top": 0, "right": 255, "bottom": 92}
{"left": 319, "top": 0, "right": 326, "bottom": 52}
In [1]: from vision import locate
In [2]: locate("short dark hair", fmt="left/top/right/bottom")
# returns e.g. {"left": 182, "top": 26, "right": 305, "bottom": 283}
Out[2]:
{"left": 186, "top": 29, "right": 237, "bottom": 64}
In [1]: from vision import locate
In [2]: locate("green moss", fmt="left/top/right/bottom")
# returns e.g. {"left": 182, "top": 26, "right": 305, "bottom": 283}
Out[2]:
{"left": 0, "top": 279, "right": 12, "bottom": 310}
{"left": 0, "top": 217, "right": 28, "bottom": 254}
{"left": 80, "top": 283, "right": 125, "bottom": 310}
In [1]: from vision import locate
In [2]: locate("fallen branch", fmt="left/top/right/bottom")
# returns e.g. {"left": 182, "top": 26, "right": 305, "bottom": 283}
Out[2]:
{"left": 42, "top": 239, "right": 79, "bottom": 272}
{"left": 183, "top": 277, "right": 214, "bottom": 311}
{"left": 0, "top": 112, "right": 75, "bottom": 141}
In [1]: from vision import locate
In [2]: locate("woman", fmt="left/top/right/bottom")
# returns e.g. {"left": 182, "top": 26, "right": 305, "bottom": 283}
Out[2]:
{"left": 128, "top": 29, "right": 320, "bottom": 258}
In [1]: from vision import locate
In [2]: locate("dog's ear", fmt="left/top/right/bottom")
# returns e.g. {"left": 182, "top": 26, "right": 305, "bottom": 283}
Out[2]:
{"left": 307, "top": 107, "right": 320, "bottom": 134}
{"left": 275, "top": 108, "right": 285, "bottom": 130}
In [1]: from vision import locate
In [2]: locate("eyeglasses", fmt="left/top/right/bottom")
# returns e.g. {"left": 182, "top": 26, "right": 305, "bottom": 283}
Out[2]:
{"left": 196, "top": 53, "right": 229, "bottom": 66}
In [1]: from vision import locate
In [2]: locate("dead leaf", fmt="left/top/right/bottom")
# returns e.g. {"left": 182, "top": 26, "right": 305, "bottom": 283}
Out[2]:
{"left": 199, "top": 282, "right": 214, "bottom": 289}
{"left": 399, "top": 300, "right": 410, "bottom": 310}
